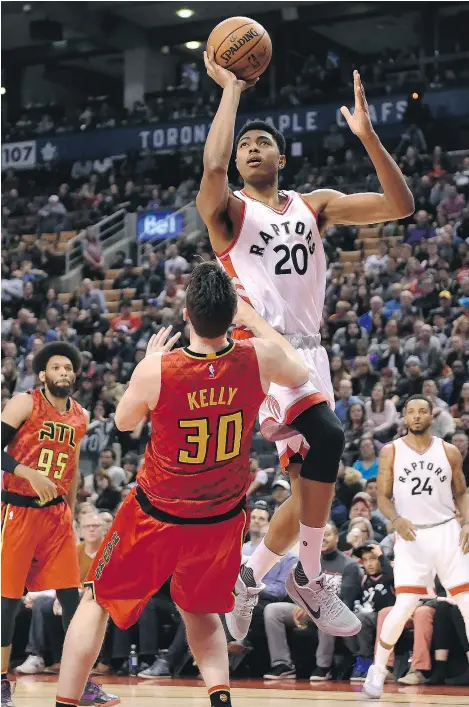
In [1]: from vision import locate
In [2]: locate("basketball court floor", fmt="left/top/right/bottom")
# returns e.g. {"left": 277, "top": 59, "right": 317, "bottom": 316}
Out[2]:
{"left": 12, "top": 676, "right": 469, "bottom": 706}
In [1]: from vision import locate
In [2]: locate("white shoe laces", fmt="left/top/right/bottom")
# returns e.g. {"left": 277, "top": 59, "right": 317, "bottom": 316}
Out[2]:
{"left": 235, "top": 591, "right": 259, "bottom": 619}
{"left": 309, "top": 581, "right": 344, "bottom": 620}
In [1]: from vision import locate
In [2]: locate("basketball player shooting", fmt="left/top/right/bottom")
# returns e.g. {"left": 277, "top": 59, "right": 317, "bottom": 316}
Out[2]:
{"left": 197, "top": 47, "right": 414, "bottom": 639}
{"left": 1, "top": 342, "right": 117, "bottom": 707}
{"left": 55, "top": 263, "right": 310, "bottom": 707}
{"left": 363, "top": 395, "right": 469, "bottom": 698}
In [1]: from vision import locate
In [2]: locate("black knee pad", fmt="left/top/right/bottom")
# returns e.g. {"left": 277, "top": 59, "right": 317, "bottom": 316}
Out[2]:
{"left": 1, "top": 597, "right": 22, "bottom": 647}
{"left": 56, "top": 587, "right": 80, "bottom": 632}
{"left": 291, "top": 402, "right": 345, "bottom": 484}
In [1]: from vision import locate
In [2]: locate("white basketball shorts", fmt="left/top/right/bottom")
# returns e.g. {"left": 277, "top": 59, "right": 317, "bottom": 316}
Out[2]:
{"left": 258, "top": 334, "right": 335, "bottom": 470}
{"left": 393, "top": 518, "right": 469, "bottom": 597}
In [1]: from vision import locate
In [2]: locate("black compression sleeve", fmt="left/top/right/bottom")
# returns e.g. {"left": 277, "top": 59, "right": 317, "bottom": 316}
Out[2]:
{"left": 1, "top": 421, "right": 20, "bottom": 474}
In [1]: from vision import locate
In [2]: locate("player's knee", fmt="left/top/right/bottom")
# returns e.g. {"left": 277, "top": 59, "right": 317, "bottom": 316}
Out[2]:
{"left": 293, "top": 403, "right": 344, "bottom": 483}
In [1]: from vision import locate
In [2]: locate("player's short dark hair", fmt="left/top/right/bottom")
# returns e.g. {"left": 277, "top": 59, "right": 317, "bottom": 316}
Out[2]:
{"left": 186, "top": 262, "right": 237, "bottom": 339}
{"left": 32, "top": 342, "right": 81, "bottom": 375}
{"left": 404, "top": 394, "right": 433, "bottom": 413}
{"left": 235, "top": 119, "right": 286, "bottom": 154}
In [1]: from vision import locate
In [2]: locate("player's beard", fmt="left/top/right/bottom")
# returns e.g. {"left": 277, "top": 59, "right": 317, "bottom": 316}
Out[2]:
{"left": 45, "top": 375, "right": 73, "bottom": 399}
{"left": 408, "top": 422, "right": 432, "bottom": 435}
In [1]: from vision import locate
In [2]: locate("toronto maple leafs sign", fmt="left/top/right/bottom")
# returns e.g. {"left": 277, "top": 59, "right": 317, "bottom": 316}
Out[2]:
{"left": 2, "top": 87, "right": 468, "bottom": 170}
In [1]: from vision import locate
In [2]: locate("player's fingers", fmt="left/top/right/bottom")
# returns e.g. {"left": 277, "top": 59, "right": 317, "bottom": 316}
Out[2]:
{"left": 340, "top": 106, "right": 352, "bottom": 122}
{"left": 209, "top": 45, "right": 215, "bottom": 61}
{"left": 164, "top": 332, "right": 182, "bottom": 351}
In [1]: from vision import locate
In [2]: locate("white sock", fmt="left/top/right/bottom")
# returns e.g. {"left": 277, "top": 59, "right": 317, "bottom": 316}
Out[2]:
{"left": 374, "top": 642, "right": 392, "bottom": 670}
{"left": 245, "top": 539, "right": 281, "bottom": 584}
{"left": 298, "top": 523, "right": 324, "bottom": 581}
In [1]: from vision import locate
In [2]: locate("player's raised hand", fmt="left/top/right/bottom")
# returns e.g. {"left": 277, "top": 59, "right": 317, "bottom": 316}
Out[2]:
{"left": 460, "top": 523, "right": 469, "bottom": 554}
{"left": 393, "top": 516, "right": 417, "bottom": 542}
{"left": 340, "top": 70, "right": 374, "bottom": 141}
{"left": 146, "top": 326, "right": 181, "bottom": 357}
{"left": 204, "top": 46, "right": 258, "bottom": 92}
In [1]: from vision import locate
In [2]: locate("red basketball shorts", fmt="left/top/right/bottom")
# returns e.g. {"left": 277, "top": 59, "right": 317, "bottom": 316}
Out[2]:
{"left": 84, "top": 487, "right": 248, "bottom": 629}
{"left": 1, "top": 501, "right": 80, "bottom": 599}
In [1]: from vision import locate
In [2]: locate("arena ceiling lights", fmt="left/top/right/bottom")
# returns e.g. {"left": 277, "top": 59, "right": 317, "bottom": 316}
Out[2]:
{"left": 176, "top": 8, "right": 194, "bottom": 19}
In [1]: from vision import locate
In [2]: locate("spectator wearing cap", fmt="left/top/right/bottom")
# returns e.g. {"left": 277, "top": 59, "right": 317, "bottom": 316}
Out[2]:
{"left": 263, "top": 522, "right": 361, "bottom": 682}
{"left": 430, "top": 290, "right": 457, "bottom": 322}
{"left": 335, "top": 378, "right": 362, "bottom": 424}
{"left": 352, "top": 438, "right": 379, "bottom": 481}
{"left": 396, "top": 356, "right": 424, "bottom": 409}
{"left": 346, "top": 542, "right": 395, "bottom": 681}
{"left": 112, "top": 259, "right": 138, "bottom": 290}
{"left": 111, "top": 299, "right": 142, "bottom": 334}
{"left": 339, "top": 493, "right": 387, "bottom": 549}
{"left": 269, "top": 479, "right": 291, "bottom": 511}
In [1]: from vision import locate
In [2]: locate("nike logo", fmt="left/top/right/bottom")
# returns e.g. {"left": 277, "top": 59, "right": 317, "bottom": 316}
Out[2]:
{"left": 310, "top": 607, "right": 321, "bottom": 620}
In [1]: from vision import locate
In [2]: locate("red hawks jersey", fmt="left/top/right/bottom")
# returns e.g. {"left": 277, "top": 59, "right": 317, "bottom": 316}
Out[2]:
{"left": 138, "top": 340, "right": 265, "bottom": 519}
{"left": 4, "top": 389, "right": 87, "bottom": 497}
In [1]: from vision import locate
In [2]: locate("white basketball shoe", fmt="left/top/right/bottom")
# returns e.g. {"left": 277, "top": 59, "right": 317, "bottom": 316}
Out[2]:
{"left": 363, "top": 664, "right": 387, "bottom": 698}
{"left": 225, "top": 563, "right": 264, "bottom": 640}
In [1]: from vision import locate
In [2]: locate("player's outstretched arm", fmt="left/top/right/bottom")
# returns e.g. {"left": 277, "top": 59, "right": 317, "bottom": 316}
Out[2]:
{"left": 196, "top": 47, "right": 256, "bottom": 254}
{"left": 377, "top": 444, "right": 417, "bottom": 541}
{"left": 2, "top": 394, "right": 57, "bottom": 504}
{"left": 115, "top": 356, "right": 162, "bottom": 431}
{"left": 444, "top": 441, "right": 469, "bottom": 553}
{"left": 304, "top": 70, "right": 414, "bottom": 229}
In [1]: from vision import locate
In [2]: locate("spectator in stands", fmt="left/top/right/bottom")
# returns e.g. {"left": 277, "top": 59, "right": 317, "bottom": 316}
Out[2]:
{"left": 95, "top": 448, "right": 126, "bottom": 489}
{"left": 365, "top": 383, "right": 398, "bottom": 442}
{"left": 82, "top": 230, "right": 105, "bottom": 281}
{"left": 395, "top": 356, "right": 424, "bottom": 408}
{"left": 13, "top": 353, "right": 35, "bottom": 394}
{"left": 449, "top": 381, "right": 469, "bottom": 419}
{"left": 112, "top": 259, "right": 137, "bottom": 290}
{"left": 335, "top": 378, "right": 362, "bottom": 424}
{"left": 135, "top": 262, "right": 164, "bottom": 299}
{"left": 438, "top": 186, "right": 466, "bottom": 226}
{"left": 405, "top": 210, "right": 436, "bottom": 245}
{"left": 352, "top": 438, "right": 379, "bottom": 481}
{"left": 451, "top": 430, "right": 469, "bottom": 484}
{"left": 343, "top": 402, "right": 371, "bottom": 465}
{"left": 110, "top": 299, "right": 142, "bottom": 334}
{"left": 339, "top": 493, "right": 387, "bottom": 548}
{"left": 364, "top": 478, "right": 387, "bottom": 525}
{"left": 351, "top": 357, "right": 380, "bottom": 398}
{"left": 263, "top": 522, "right": 360, "bottom": 681}
{"left": 346, "top": 542, "right": 395, "bottom": 681}
{"left": 37, "top": 194, "right": 68, "bottom": 238}
{"left": 269, "top": 479, "right": 291, "bottom": 511}
{"left": 427, "top": 597, "right": 469, "bottom": 686}
{"left": 92, "top": 470, "right": 122, "bottom": 512}
{"left": 164, "top": 244, "right": 189, "bottom": 277}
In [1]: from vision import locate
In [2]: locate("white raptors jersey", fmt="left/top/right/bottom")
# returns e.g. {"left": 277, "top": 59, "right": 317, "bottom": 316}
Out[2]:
{"left": 217, "top": 190, "right": 325, "bottom": 336}
{"left": 392, "top": 436, "right": 455, "bottom": 526}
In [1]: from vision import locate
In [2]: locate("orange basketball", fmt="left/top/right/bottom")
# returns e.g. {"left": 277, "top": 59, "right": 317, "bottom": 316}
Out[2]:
{"left": 207, "top": 16, "right": 272, "bottom": 81}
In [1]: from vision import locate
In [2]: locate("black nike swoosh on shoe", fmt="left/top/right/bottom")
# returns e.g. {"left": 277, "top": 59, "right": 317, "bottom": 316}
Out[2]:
{"left": 311, "top": 607, "right": 321, "bottom": 619}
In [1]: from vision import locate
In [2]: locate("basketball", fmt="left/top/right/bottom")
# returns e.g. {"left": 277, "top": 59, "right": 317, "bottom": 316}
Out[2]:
{"left": 207, "top": 16, "right": 272, "bottom": 81}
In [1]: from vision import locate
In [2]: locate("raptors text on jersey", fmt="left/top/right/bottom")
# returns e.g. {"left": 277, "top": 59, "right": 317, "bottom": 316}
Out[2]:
{"left": 217, "top": 190, "right": 325, "bottom": 337}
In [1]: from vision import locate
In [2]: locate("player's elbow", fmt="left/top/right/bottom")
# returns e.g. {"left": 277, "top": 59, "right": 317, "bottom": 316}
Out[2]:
{"left": 390, "top": 193, "right": 415, "bottom": 220}
{"left": 114, "top": 411, "right": 131, "bottom": 432}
